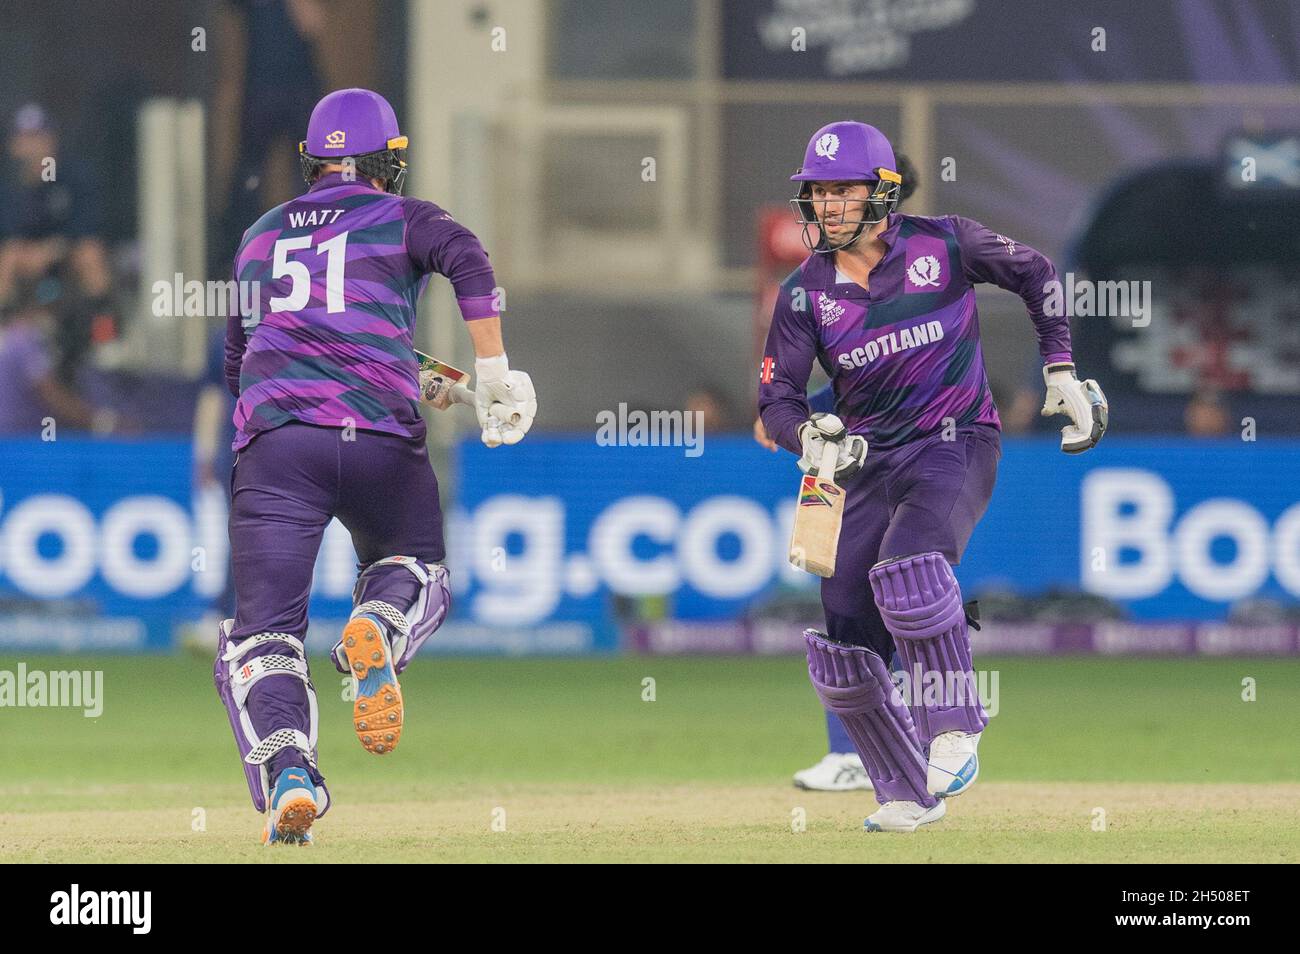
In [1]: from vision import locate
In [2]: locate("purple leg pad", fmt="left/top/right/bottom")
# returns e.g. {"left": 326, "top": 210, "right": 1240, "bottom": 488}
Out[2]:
{"left": 335, "top": 557, "right": 451, "bottom": 675}
{"left": 214, "top": 620, "right": 328, "bottom": 815}
{"left": 803, "top": 629, "right": 937, "bottom": 807}
{"left": 869, "top": 552, "right": 988, "bottom": 743}
{"left": 213, "top": 632, "right": 269, "bottom": 812}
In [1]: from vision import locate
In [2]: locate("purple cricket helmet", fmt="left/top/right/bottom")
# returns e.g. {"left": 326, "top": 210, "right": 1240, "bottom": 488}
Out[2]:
{"left": 790, "top": 121, "right": 903, "bottom": 253}
{"left": 299, "top": 88, "right": 409, "bottom": 195}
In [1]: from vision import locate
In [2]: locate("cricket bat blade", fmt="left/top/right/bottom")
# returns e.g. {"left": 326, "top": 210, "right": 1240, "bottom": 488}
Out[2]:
{"left": 788, "top": 441, "right": 844, "bottom": 577}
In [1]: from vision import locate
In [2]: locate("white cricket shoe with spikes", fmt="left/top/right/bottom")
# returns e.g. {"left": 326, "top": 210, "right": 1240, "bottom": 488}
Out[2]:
{"left": 864, "top": 799, "right": 946, "bottom": 833}
{"left": 792, "top": 752, "right": 874, "bottom": 792}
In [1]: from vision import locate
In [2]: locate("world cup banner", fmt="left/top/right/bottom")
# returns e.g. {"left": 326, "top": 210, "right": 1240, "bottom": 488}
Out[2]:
{"left": 721, "top": 0, "right": 1300, "bottom": 83}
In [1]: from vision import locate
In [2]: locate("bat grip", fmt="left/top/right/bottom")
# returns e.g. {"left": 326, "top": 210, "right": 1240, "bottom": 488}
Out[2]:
{"left": 451, "top": 386, "right": 521, "bottom": 425}
{"left": 448, "top": 384, "right": 475, "bottom": 408}
{"left": 818, "top": 440, "right": 840, "bottom": 480}
{"left": 488, "top": 401, "right": 522, "bottom": 425}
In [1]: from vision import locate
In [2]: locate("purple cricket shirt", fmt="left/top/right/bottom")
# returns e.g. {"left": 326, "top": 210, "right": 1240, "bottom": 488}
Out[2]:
{"left": 225, "top": 173, "right": 499, "bottom": 450}
{"left": 759, "top": 213, "right": 1072, "bottom": 453}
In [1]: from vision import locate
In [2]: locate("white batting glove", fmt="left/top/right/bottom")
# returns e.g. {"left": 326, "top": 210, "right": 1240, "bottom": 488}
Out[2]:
{"left": 474, "top": 354, "right": 537, "bottom": 447}
{"left": 1041, "top": 362, "right": 1108, "bottom": 454}
{"left": 797, "top": 412, "right": 868, "bottom": 480}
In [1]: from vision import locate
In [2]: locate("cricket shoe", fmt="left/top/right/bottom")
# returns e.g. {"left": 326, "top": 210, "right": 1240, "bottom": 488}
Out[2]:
{"left": 341, "top": 615, "right": 404, "bottom": 755}
{"left": 928, "top": 730, "right": 980, "bottom": 798}
{"left": 262, "top": 766, "right": 318, "bottom": 846}
{"left": 793, "top": 752, "right": 874, "bottom": 792}
{"left": 864, "top": 799, "right": 946, "bottom": 833}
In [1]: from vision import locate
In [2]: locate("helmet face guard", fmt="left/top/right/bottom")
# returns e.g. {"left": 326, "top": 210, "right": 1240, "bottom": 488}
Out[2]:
{"left": 299, "top": 135, "right": 409, "bottom": 195}
{"left": 790, "top": 168, "right": 901, "bottom": 253}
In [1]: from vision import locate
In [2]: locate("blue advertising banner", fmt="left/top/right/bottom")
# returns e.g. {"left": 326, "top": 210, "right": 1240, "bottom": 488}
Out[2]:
{"left": 2, "top": 435, "right": 1297, "bottom": 652}
{"left": 0, "top": 438, "right": 363, "bottom": 651}
{"left": 452, "top": 436, "right": 1300, "bottom": 630}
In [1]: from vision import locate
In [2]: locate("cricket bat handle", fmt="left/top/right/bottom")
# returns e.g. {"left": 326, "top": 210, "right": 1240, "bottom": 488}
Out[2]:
{"left": 450, "top": 386, "right": 522, "bottom": 425}
{"left": 817, "top": 440, "right": 839, "bottom": 480}
{"left": 489, "top": 401, "right": 523, "bottom": 426}
{"left": 449, "top": 384, "right": 475, "bottom": 408}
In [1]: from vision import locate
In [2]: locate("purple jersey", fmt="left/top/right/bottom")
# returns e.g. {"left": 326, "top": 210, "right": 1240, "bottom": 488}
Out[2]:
{"left": 225, "top": 172, "right": 499, "bottom": 450}
{"left": 759, "top": 213, "right": 1071, "bottom": 453}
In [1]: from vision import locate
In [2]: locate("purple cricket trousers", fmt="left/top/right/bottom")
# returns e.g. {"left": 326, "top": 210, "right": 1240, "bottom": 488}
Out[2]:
{"left": 228, "top": 422, "right": 445, "bottom": 642}
{"left": 821, "top": 424, "right": 1000, "bottom": 658}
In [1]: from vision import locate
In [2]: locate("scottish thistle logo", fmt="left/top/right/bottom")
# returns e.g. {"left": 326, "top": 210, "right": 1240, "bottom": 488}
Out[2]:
{"left": 907, "top": 254, "right": 942, "bottom": 288}
{"left": 814, "top": 133, "right": 840, "bottom": 159}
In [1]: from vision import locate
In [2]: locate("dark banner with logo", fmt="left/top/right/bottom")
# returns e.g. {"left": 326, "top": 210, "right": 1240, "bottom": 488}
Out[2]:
{"left": 723, "top": 0, "right": 1300, "bottom": 82}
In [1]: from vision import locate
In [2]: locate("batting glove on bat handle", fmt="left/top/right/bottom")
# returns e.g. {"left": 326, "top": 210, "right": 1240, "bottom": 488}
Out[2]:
{"left": 797, "top": 413, "right": 868, "bottom": 480}
{"left": 450, "top": 383, "right": 521, "bottom": 425}
{"left": 1041, "top": 362, "right": 1109, "bottom": 454}
{"left": 474, "top": 354, "right": 538, "bottom": 447}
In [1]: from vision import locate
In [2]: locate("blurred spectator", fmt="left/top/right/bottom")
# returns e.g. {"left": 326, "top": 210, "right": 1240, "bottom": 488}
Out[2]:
{"left": 0, "top": 103, "right": 116, "bottom": 380}
{"left": 187, "top": 326, "right": 238, "bottom": 640}
{"left": 994, "top": 355, "right": 1056, "bottom": 436}
{"left": 1185, "top": 389, "right": 1233, "bottom": 436}
{"left": 0, "top": 294, "right": 118, "bottom": 436}
{"left": 997, "top": 385, "right": 1042, "bottom": 435}
{"left": 210, "top": 0, "right": 326, "bottom": 274}
{"left": 686, "top": 386, "right": 737, "bottom": 434}
{"left": 194, "top": 327, "right": 238, "bottom": 491}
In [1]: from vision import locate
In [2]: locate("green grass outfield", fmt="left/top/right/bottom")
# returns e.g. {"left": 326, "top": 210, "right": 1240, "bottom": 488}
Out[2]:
{"left": 1, "top": 654, "right": 1297, "bottom": 862}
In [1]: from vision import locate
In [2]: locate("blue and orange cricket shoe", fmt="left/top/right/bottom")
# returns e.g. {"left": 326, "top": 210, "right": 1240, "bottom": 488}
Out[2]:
{"left": 262, "top": 766, "right": 318, "bottom": 846}
{"left": 340, "top": 615, "right": 404, "bottom": 755}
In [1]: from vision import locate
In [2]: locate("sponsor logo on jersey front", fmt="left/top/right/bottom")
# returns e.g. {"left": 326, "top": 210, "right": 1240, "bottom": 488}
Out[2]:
{"left": 837, "top": 319, "right": 945, "bottom": 369}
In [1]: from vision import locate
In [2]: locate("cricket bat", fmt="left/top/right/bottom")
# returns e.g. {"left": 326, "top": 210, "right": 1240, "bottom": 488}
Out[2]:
{"left": 788, "top": 441, "right": 844, "bottom": 577}
{"left": 414, "top": 349, "right": 521, "bottom": 423}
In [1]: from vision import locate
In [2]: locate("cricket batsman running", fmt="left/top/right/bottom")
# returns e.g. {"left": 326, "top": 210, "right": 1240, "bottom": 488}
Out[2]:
{"left": 759, "top": 121, "right": 1107, "bottom": 832}
{"left": 215, "top": 88, "right": 537, "bottom": 845}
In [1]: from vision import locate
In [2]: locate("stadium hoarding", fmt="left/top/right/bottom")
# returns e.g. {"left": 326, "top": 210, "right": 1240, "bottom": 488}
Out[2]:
{"left": 720, "top": 0, "right": 1299, "bottom": 83}
{"left": 1, "top": 435, "right": 1298, "bottom": 653}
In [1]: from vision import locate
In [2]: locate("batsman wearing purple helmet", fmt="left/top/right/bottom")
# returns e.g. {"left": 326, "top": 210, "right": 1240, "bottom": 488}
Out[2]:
{"left": 759, "top": 121, "right": 1107, "bottom": 833}
{"left": 215, "top": 88, "right": 537, "bottom": 845}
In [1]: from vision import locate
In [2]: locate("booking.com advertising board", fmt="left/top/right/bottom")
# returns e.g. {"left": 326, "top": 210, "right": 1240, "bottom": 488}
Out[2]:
{"left": 1, "top": 435, "right": 1298, "bottom": 653}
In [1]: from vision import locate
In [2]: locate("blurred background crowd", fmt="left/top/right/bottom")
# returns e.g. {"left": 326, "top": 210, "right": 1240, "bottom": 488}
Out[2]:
{"left": 3, "top": 0, "right": 1297, "bottom": 441}
{"left": 2, "top": 0, "right": 1298, "bottom": 652}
